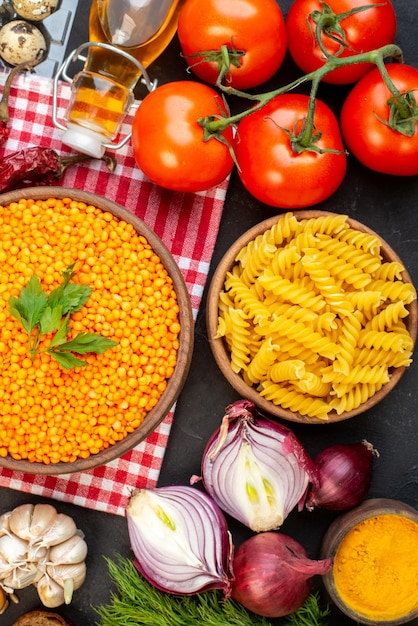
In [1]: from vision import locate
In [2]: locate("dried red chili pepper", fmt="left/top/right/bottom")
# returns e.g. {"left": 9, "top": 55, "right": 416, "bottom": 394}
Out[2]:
{"left": 0, "top": 62, "right": 32, "bottom": 145}
{"left": 0, "top": 147, "right": 116, "bottom": 192}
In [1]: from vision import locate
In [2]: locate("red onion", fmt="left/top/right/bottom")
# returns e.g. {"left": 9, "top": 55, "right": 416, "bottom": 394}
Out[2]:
{"left": 231, "top": 532, "right": 333, "bottom": 618}
{"left": 305, "top": 440, "right": 378, "bottom": 512}
{"left": 126, "top": 486, "right": 234, "bottom": 596}
{"left": 199, "top": 400, "right": 318, "bottom": 532}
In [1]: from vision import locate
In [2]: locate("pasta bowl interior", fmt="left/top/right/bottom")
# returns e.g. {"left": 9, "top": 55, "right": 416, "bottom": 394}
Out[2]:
{"left": 207, "top": 210, "right": 417, "bottom": 424}
{"left": 0, "top": 187, "right": 194, "bottom": 474}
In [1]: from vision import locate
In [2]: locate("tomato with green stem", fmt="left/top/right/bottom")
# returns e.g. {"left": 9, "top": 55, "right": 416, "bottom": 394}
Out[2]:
{"left": 177, "top": 0, "right": 287, "bottom": 89}
{"left": 340, "top": 63, "right": 418, "bottom": 176}
{"left": 131, "top": 81, "right": 234, "bottom": 193}
{"left": 233, "top": 93, "right": 347, "bottom": 209}
{"left": 286, "top": 0, "right": 397, "bottom": 84}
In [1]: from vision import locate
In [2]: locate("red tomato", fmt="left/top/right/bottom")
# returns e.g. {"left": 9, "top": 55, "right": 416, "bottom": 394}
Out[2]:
{"left": 177, "top": 0, "right": 287, "bottom": 89}
{"left": 131, "top": 81, "right": 234, "bottom": 192}
{"left": 340, "top": 63, "right": 418, "bottom": 176}
{"left": 234, "top": 93, "right": 347, "bottom": 208}
{"left": 286, "top": 0, "right": 396, "bottom": 84}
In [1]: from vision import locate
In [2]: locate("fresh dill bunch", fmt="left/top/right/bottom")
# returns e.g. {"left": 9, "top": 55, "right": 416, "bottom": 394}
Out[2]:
{"left": 94, "top": 556, "right": 330, "bottom": 626}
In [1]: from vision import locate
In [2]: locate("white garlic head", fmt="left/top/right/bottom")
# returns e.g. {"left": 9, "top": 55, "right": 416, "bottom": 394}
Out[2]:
{"left": 0, "top": 19, "right": 47, "bottom": 66}
{"left": 0, "top": 503, "right": 87, "bottom": 613}
{"left": 12, "top": 0, "right": 59, "bottom": 21}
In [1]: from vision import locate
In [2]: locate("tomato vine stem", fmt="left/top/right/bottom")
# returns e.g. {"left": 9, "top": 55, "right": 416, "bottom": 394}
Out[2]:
{"left": 198, "top": 43, "right": 405, "bottom": 150}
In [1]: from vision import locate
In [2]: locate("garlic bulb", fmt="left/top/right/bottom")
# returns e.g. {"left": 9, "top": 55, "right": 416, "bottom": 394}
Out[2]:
{"left": 0, "top": 503, "right": 87, "bottom": 614}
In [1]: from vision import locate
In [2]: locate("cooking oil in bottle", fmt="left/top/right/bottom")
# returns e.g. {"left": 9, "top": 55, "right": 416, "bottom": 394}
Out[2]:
{"left": 89, "top": 0, "right": 183, "bottom": 71}
{"left": 59, "top": 0, "right": 182, "bottom": 158}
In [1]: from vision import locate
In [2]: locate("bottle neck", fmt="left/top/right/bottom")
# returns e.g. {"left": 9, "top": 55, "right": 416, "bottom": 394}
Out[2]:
{"left": 89, "top": 0, "right": 184, "bottom": 69}
{"left": 97, "top": 0, "right": 179, "bottom": 48}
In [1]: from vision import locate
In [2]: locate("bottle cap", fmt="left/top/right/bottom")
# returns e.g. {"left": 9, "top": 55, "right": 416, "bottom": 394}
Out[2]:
{"left": 61, "top": 124, "right": 107, "bottom": 159}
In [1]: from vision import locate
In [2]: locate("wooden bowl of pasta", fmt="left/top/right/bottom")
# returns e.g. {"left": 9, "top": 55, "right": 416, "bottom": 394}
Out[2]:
{"left": 206, "top": 211, "right": 418, "bottom": 424}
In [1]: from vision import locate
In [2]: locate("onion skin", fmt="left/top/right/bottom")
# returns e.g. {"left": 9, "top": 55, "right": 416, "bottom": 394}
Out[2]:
{"left": 305, "top": 440, "right": 377, "bottom": 512}
{"left": 201, "top": 400, "right": 318, "bottom": 532}
{"left": 231, "top": 532, "right": 333, "bottom": 618}
{"left": 126, "top": 486, "right": 234, "bottom": 597}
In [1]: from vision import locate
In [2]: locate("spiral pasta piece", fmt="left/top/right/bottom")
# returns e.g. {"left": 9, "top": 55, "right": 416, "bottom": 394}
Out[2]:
{"left": 294, "top": 372, "right": 331, "bottom": 397}
{"left": 270, "top": 246, "right": 301, "bottom": 277}
{"left": 224, "top": 273, "right": 271, "bottom": 325}
{"left": 358, "top": 329, "right": 414, "bottom": 353}
{"left": 344, "top": 290, "right": 383, "bottom": 318}
{"left": 297, "top": 213, "right": 349, "bottom": 237}
{"left": 268, "top": 211, "right": 300, "bottom": 245}
{"left": 263, "top": 301, "right": 318, "bottom": 324}
{"left": 354, "top": 346, "right": 413, "bottom": 369}
{"left": 269, "top": 359, "right": 306, "bottom": 383}
{"left": 366, "top": 279, "right": 417, "bottom": 305}
{"left": 316, "top": 236, "right": 382, "bottom": 275}
{"left": 226, "top": 308, "right": 252, "bottom": 374}
{"left": 240, "top": 241, "right": 277, "bottom": 287}
{"left": 301, "top": 251, "right": 354, "bottom": 315}
{"left": 243, "top": 337, "right": 280, "bottom": 385}
{"left": 338, "top": 227, "right": 381, "bottom": 255}
{"left": 258, "top": 272, "right": 325, "bottom": 312}
{"left": 373, "top": 261, "right": 405, "bottom": 281}
{"left": 259, "top": 381, "right": 330, "bottom": 420}
{"left": 330, "top": 383, "right": 385, "bottom": 415}
{"left": 365, "top": 301, "right": 409, "bottom": 332}
{"left": 304, "top": 248, "right": 372, "bottom": 290}
{"left": 322, "top": 363, "right": 390, "bottom": 386}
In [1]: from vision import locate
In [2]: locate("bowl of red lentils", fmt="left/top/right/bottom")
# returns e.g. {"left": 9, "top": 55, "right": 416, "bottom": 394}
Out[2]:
{"left": 0, "top": 187, "right": 194, "bottom": 474}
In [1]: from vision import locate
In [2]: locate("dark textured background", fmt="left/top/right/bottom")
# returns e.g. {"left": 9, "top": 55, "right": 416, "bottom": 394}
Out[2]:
{"left": 1, "top": 1, "right": 418, "bottom": 624}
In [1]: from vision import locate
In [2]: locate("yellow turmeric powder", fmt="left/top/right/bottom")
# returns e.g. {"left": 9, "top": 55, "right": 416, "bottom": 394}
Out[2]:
{"left": 0, "top": 197, "right": 181, "bottom": 464}
{"left": 333, "top": 513, "right": 418, "bottom": 622}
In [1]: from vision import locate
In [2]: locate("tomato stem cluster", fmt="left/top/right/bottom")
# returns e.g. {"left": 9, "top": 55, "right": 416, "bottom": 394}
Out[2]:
{"left": 310, "top": 2, "right": 388, "bottom": 60}
{"left": 198, "top": 43, "right": 408, "bottom": 153}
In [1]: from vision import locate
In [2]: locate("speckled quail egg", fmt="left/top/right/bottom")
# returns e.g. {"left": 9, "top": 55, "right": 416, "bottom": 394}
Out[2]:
{"left": 12, "top": 0, "right": 59, "bottom": 21}
{"left": 0, "top": 19, "right": 47, "bottom": 66}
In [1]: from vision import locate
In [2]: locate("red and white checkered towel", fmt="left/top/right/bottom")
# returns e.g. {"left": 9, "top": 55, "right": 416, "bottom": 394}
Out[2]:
{"left": 0, "top": 71, "right": 229, "bottom": 516}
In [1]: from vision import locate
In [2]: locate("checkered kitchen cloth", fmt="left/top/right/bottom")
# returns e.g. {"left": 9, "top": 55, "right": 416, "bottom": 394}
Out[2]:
{"left": 0, "top": 71, "right": 229, "bottom": 516}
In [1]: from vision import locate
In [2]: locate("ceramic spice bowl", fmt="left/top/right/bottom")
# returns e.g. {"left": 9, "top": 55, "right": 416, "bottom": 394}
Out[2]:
{"left": 206, "top": 210, "right": 418, "bottom": 424}
{"left": 320, "top": 498, "right": 418, "bottom": 625}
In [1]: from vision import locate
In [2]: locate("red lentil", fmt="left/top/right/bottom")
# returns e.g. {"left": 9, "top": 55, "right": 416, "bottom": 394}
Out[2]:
{"left": 0, "top": 197, "right": 181, "bottom": 464}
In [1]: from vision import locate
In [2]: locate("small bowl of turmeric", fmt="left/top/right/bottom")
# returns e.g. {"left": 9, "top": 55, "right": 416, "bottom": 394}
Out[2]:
{"left": 0, "top": 187, "right": 194, "bottom": 474}
{"left": 320, "top": 498, "right": 418, "bottom": 625}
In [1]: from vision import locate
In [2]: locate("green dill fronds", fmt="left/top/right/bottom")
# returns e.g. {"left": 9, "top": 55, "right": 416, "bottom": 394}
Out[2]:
{"left": 94, "top": 556, "right": 330, "bottom": 626}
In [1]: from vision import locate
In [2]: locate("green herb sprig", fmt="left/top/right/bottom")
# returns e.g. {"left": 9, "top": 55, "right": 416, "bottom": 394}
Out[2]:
{"left": 9, "top": 263, "right": 118, "bottom": 370}
{"left": 95, "top": 556, "right": 330, "bottom": 626}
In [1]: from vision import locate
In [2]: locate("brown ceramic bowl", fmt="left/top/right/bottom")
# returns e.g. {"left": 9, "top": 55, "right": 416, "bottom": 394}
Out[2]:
{"left": 207, "top": 210, "right": 417, "bottom": 424}
{"left": 320, "top": 498, "right": 418, "bottom": 625}
{"left": 0, "top": 187, "right": 194, "bottom": 474}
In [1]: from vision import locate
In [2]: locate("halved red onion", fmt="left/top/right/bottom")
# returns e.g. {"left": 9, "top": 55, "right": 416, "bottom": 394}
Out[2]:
{"left": 200, "top": 400, "right": 318, "bottom": 532}
{"left": 126, "top": 485, "right": 234, "bottom": 596}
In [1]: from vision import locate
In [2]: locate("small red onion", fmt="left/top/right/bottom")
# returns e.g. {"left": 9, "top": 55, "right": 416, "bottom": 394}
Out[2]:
{"left": 199, "top": 400, "right": 318, "bottom": 532}
{"left": 126, "top": 486, "right": 234, "bottom": 596}
{"left": 305, "top": 440, "right": 378, "bottom": 512}
{"left": 231, "top": 532, "right": 333, "bottom": 618}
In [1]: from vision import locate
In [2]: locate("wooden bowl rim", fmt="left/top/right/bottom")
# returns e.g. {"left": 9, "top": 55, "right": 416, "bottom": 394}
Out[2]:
{"left": 207, "top": 210, "right": 418, "bottom": 425}
{"left": 0, "top": 186, "right": 194, "bottom": 474}
{"left": 320, "top": 498, "right": 418, "bottom": 625}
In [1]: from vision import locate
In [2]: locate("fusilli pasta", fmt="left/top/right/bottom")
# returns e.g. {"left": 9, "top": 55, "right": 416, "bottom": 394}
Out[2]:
{"left": 214, "top": 212, "right": 417, "bottom": 420}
